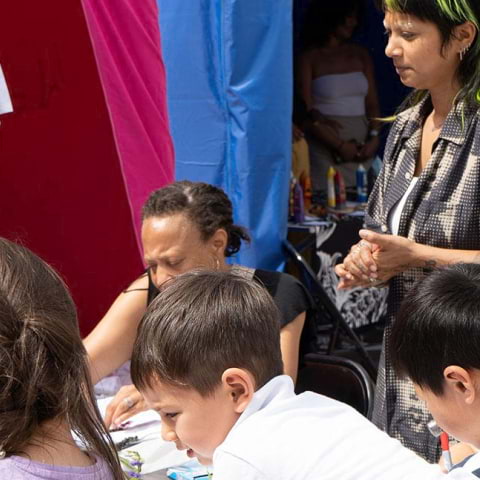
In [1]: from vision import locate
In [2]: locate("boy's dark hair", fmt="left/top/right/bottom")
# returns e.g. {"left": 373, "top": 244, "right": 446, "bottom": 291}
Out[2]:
{"left": 0, "top": 238, "right": 124, "bottom": 478}
{"left": 142, "top": 181, "right": 250, "bottom": 257}
{"left": 131, "top": 270, "right": 284, "bottom": 395}
{"left": 391, "top": 263, "right": 480, "bottom": 395}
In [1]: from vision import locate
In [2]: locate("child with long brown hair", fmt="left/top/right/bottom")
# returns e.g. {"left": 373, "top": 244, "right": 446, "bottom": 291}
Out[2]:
{"left": 0, "top": 237, "right": 124, "bottom": 479}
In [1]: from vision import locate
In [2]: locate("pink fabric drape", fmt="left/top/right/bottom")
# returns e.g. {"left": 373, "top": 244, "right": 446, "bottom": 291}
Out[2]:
{"left": 0, "top": 0, "right": 173, "bottom": 335}
{"left": 82, "top": 0, "right": 174, "bottom": 254}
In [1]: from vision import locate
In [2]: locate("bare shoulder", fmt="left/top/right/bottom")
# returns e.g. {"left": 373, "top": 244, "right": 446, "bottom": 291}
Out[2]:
{"left": 123, "top": 273, "right": 149, "bottom": 292}
{"left": 357, "top": 46, "right": 375, "bottom": 72}
{"left": 350, "top": 43, "right": 369, "bottom": 56}
{"left": 350, "top": 44, "right": 372, "bottom": 64}
{"left": 103, "top": 273, "right": 149, "bottom": 311}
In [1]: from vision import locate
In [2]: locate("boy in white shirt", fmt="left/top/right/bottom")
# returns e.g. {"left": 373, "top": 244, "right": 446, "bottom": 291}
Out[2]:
{"left": 130, "top": 270, "right": 476, "bottom": 479}
{"left": 390, "top": 263, "right": 480, "bottom": 477}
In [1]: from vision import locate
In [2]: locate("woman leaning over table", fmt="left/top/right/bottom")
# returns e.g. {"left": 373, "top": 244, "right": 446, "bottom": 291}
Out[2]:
{"left": 335, "top": 0, "right": 480, "bottom": 463}
{"left": 84, "top": 181, "right": 315, "bottom": 429}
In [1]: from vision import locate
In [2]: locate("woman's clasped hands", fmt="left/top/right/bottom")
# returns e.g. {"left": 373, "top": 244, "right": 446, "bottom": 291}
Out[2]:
{"left": 335, "top": 229, "right": 418, "bottom": 289}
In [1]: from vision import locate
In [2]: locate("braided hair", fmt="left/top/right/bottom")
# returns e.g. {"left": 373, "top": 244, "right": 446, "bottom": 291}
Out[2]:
{"left": 142, "top": 181, "right": 251, "bottom": 257}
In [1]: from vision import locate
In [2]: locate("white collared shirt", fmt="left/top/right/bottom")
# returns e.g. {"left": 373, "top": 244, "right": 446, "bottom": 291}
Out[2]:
{"left": 213, "top": 375, "right": 477, "bottom": 480}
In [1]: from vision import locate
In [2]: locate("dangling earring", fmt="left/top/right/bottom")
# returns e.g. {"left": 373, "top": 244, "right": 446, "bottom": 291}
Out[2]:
{"left": 0, "top": 448, "right": 6, "bottom": 459}
{"left": 212, "top": 254, "right": 220, "bottom": 272}
{"left": 460, "top": 44, "right": 471, "bottom": 61}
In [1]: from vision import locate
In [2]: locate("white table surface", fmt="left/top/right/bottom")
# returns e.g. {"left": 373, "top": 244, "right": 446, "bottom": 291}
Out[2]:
{"left": 96, "top": 397, "right": 191, "bottom": 477}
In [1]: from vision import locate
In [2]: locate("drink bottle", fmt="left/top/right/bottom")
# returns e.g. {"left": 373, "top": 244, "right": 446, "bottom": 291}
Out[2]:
{"left": 356, "top": 164, "right": 368, "bottom": 203}
{"left": 327, "top": 167, "right": 336, "bottom": 208}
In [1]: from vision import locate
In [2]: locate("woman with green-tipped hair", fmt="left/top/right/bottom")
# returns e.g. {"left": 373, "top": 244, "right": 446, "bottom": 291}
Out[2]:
{"left": 335, "top": 0, "right": 480, "bottom": 463}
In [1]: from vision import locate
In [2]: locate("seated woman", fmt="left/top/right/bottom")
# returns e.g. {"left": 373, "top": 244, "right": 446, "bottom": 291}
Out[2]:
{"left": 298, "top": 0, "right": 381, "bottom": 199}
{"left": 0, "top": 237, "right": 123, "bottom": 479}
{"left": 84, "top": 181, "right": 315, "bottom": 428}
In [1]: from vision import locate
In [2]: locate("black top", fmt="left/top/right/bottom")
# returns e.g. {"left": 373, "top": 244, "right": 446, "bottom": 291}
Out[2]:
{"left": 147, "top": 268, "right": 316, "bottom": 359}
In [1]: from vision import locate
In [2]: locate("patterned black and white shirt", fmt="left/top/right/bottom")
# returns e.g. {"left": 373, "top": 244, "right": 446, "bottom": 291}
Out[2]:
{"left": 366, "top": 95, "right": 480, "bottom": 462}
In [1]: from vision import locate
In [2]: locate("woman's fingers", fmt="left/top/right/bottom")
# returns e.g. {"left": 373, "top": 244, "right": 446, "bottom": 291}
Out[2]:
{"left": 334, "top": 263, "right": 349, "bottom": 278}
{"left": 338, "top": 271, "right": 371, "bottom": 289}
{"left": 111, "top": 401, "right": 148, "bottom": 427}
{"left": 345, "top": 241, "right": 378, "bottom": 279}
{"left": 337, "top": 257, "right": 361, "bottom": 281}
{"left": 344, "top": 251, "right": 367, "bottom": 281}
{"left": 337, "top": 240, "right": 381, "bottom": 289}
{"left": 104, "top": 384, "right": 145, "bottom": 429}
{"left": 336, "top": 264, "right": 354, "bottom": 289}
{"left": 358, "top": 241, "right": 378, "bottom": 276}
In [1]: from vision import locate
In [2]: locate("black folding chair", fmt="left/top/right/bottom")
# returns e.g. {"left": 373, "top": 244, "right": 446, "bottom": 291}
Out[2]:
{"left": 283, "top": 239, "right": 377, "bottom": 379}
{"left": 296, "top": 353, "right": 375, "bottom": 419}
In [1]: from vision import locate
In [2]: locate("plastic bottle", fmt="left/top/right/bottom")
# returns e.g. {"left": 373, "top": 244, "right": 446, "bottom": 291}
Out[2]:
{"left": 327, "top": 166, "right": 336, "bottom": 208}
{"left": 301, "top": 174, "right": 312, "bottom": 211}
{"left": 334, "top": 169, "right": 347, "bottom": 208}
{"left": 356, "top": 163, "right": 368, "bottom": 203}
{"left": 292, "top": 176, "right": 305, "bottom": 223}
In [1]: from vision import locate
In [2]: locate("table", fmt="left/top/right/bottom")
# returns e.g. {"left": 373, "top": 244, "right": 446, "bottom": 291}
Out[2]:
{"left": 288, "top": 209, "right": 365, "bottom": 256}
{"left": 95, "top": 396, "right": 192, "bottom": 478}
{"left": 144, "top": 470, "right": 168, "bottom": 479}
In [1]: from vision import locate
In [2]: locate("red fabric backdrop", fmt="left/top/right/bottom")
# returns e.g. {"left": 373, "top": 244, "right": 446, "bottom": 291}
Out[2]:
{"left": 0, "top": 0, "right": 172, "bottom": 335}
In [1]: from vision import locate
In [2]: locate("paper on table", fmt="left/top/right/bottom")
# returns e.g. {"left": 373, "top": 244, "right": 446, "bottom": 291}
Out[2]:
{"left": 0, "top": 65, "right": 12, "bottom": 115}
{"left": 97, "top": 396, "right": 190, "bottom": 474}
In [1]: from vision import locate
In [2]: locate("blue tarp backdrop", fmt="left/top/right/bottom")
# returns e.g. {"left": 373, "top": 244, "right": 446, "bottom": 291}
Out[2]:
{"left": 157, "top": 0, "right": 293, "bottom": 269}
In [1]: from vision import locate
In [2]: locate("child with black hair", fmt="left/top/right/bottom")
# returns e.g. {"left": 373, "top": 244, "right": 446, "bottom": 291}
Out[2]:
{"left": 391, "top": 263, "right": 480, "bottom": 477}
{"left": 131, "top": 270, "right": 475, "bottom": 479}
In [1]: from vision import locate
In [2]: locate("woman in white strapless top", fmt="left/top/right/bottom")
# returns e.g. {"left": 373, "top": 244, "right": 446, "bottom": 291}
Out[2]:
{"left": 298, "top": 0, "right": 381, "bottom": 198}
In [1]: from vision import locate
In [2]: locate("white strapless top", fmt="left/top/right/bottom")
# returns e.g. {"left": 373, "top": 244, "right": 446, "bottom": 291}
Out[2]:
{"left": 312, "top": 72, "right": 368, "bottom": 117}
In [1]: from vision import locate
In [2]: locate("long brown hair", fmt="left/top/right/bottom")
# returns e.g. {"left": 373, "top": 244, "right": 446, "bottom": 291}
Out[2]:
{"left": 0, "top": 238, "right": 124, "bottom": 478}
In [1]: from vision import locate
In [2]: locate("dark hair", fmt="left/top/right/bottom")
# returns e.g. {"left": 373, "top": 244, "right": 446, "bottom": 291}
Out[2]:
{"left": 0, "top": 238, "right": 124, "bottom": 478}
{"left": 131, "top": 270, "right": 284, "bottom": 396}
{"left": 142, "top": 181, "right": 250, "bottom": 257}
{"left": 302, "top": 0, "right": 367, "bottom": 48}
{"left": 380, "top": 0, "right": 480, "bottom": 109}
{"left": 390, "top": 263, "right": 480, "bottom": 395}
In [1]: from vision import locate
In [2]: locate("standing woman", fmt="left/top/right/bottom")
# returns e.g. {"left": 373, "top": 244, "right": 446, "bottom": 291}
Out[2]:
{"left": 298, "top": 0, "right": 381, "bottom": 197}
{"left": 335, "top": 0, "right": 480, "bottom": 462}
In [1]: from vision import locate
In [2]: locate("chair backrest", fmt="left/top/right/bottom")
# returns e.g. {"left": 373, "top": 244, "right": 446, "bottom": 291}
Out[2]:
{"left": 283, "top": 239, "right": 378, "bottom": 378}
{"left": 283, "top": 239, "right": 344, "bottom": 327}
{"left": 295, "top": 353, "right": 375, "bottom": 419}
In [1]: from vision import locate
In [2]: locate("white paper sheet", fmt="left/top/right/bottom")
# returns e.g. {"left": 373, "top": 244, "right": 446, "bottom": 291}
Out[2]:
{"left": 0, "top": 64, "right": 12, "bottom": 115}
{"left": 97, "top": 396, "right": 190, "bottom": 474}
